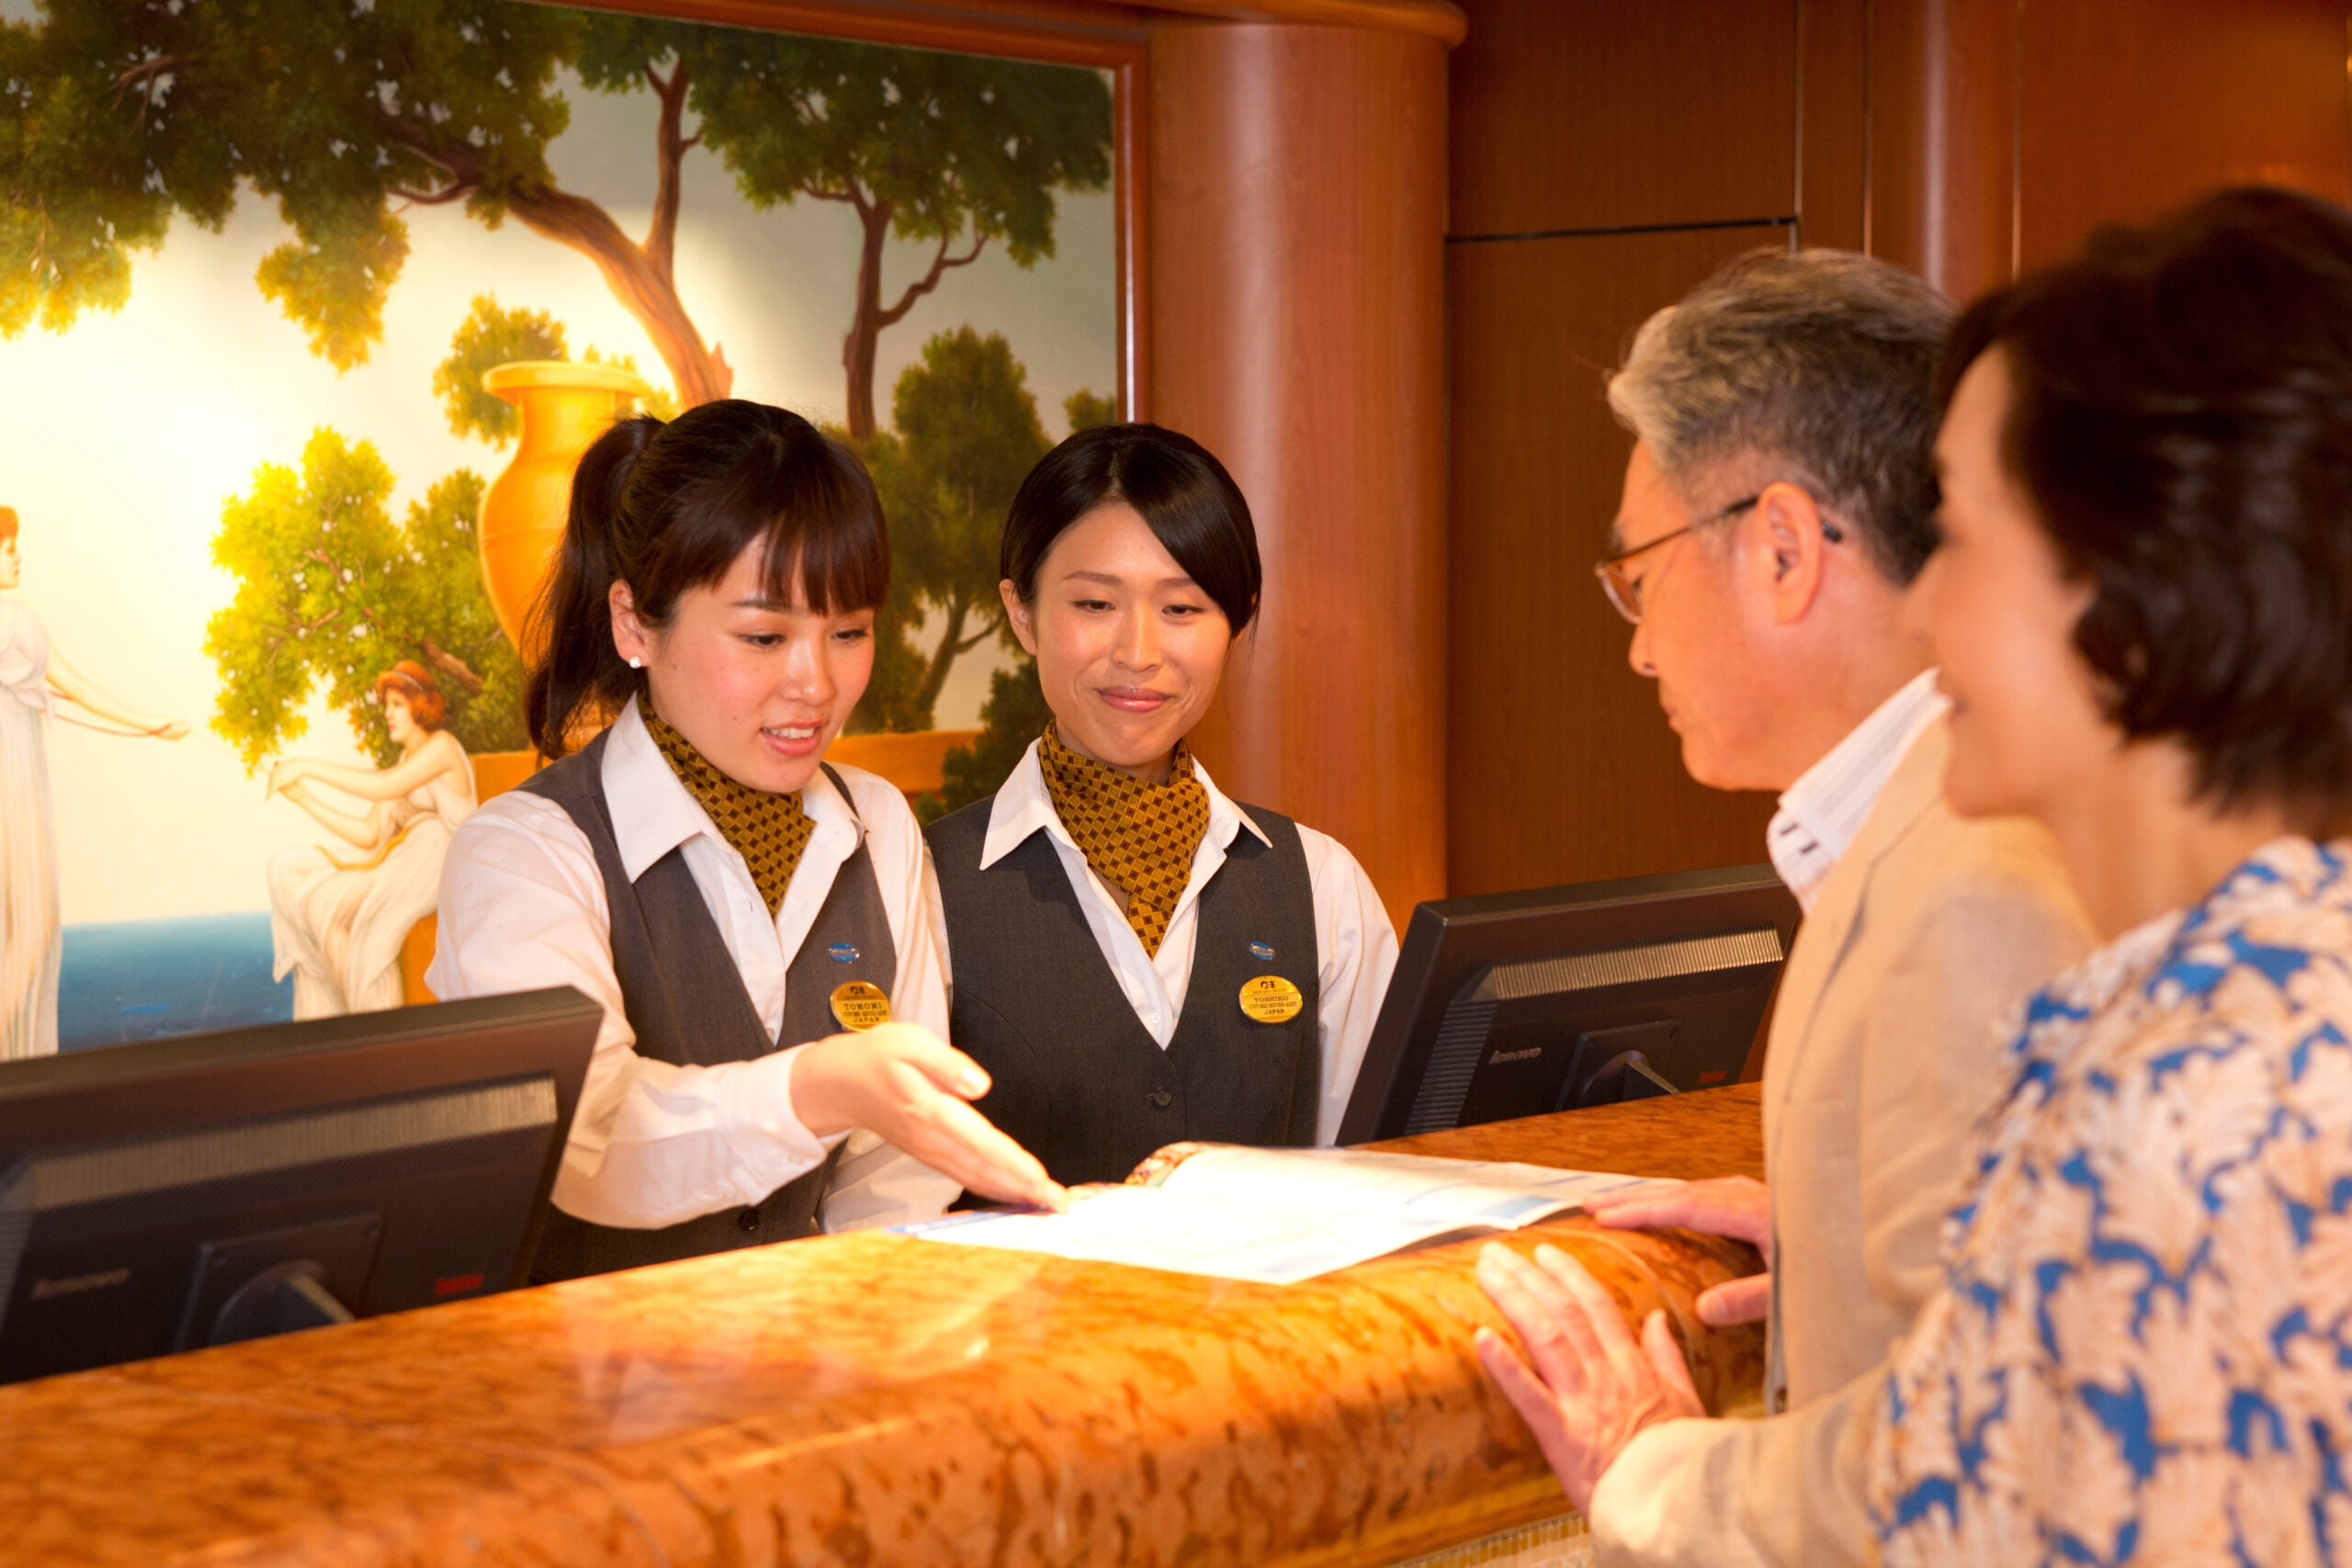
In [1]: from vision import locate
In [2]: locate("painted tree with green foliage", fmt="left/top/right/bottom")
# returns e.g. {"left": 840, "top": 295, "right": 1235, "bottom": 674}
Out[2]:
{"left": 908, "top": 369, "right": 1119, "bottom": 813}
{"left": 433, "top": 297, "right": 570, "bottom": 446}
{"left": 6, "top": 3, "right": 1114, "bottom": 731}
{"left": 857, "top": 326, "right": 1048, "bottom": 731}
{"left": 1064, "top": 388, "right": 1119, "bottom": 435}
{"left": 432, "top": 294, "right": 678, "bottom": 444}
{"left": 921, "top": 660, "right": 1051, "bottom": 823}
{"left": 619, "top": 22, "right": 1114, "bottom": 441}
{"left": 1, "top": 0, "right": 1110, "bottom": 434}
{"left": 206, "top": 432, "right": 526, "bottom": 769}
{"left": 210, "top": 293, "right": 673, "bottom": 765}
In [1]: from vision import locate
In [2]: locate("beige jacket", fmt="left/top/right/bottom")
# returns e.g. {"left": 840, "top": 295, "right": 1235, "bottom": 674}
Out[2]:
{"left": 1588, "top": 717, "right": 2093, "bottom": 1567}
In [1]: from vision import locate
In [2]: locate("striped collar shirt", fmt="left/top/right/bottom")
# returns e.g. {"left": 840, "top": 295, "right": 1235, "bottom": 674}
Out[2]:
{"left": 1765, "top": 669, "right": 1949, "bottom": 912}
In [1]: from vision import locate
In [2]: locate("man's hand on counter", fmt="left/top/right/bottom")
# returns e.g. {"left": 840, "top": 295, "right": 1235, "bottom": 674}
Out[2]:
{"left": 1473, "top": 1242, "right": 1703, "bottom": 1513}
{"left": 1583, "top": 1175, "right": 1771, "bottom": 1326}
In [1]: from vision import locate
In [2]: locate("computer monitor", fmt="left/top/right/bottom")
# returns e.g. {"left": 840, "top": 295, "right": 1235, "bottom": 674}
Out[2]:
{"left": 1339, "top": 865, "right": 1801, "bottom": 1144}
{"left": 0, "top": 987, "right": 599, "bottom": 1385}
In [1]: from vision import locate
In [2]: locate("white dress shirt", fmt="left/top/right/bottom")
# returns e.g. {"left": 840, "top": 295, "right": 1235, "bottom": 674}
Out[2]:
{"left": 1765, "top": 669, "right": 1949, "bottom": 911}
{"left": 929, "top": 740, "right": 1400, "bottom": 1145}
{"left": 426, "top": 698, "right": 958, "bottom": 1234}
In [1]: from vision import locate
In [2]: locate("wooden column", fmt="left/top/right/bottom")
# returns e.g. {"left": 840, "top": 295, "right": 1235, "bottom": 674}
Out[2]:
{"left": 1868, "top": 0, "right": 2018, "bottom": 301}
{"left": 1145, "top": 13, "right": 1456, "bottom": 929}
{"left": 1866, "top": 0, "right": 2352, "bottom": 302}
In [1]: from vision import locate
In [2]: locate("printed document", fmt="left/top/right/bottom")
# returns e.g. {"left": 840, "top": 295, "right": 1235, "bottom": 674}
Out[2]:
{"left": 898, "top": 1145, "right": 1645, "bottom": 1285}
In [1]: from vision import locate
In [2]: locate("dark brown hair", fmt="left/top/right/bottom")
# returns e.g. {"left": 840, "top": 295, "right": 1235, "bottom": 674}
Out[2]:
{"left": 526, "top": 400, "right": 889, "bottom": 756}
{"left": 1000, "top": 423, "right": 1260, "bottom": 633}
{"left": 1939, "top": 186, "right": 2352, "bottom": 829}
{"left": 374, "top": 660, "right": 447, "bottom": 731}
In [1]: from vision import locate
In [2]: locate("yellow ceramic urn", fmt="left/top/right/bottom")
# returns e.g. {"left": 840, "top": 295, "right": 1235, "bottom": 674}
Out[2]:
{"left": 477, "top": 360, "right": 653, "bottom": 660}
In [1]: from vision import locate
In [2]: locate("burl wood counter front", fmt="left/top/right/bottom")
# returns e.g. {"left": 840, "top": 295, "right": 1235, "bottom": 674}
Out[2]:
{"left": 3, "top": 1086, "right": 1766, "bottom": 1568}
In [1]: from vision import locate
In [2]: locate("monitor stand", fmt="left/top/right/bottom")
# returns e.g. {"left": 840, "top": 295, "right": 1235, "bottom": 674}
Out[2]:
{"left": 1577, "top": 1048, "right": 1678, "bottom": 1105}
{"left": 1558, "top": 1020, "right": 1683, "bottom": 1111}
{"left": 209, "top": 1261, "right": 357, "bottom": 1344}
{"left": 175, "top": 1213, "right": 379, "bottom": 1349}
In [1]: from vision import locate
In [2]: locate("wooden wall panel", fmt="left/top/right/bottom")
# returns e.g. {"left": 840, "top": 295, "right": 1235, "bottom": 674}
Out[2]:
{"left": 1449, "top": 0, "right": 1800, "bottom": 237}
{"left": 1447, "top": 225, "right": 1790, "bottom": 897}
{"left": 1443, "top": 0, "right": 2352, "bottom": 917}
{"left": 1798, "top": 0, "right": 1870, "bottom": 252}
{"left": 2017, "top": 0, "right": 2352, "bottom": 270}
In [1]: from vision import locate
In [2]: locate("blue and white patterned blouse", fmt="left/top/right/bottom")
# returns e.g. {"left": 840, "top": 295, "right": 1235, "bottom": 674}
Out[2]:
{"left": 1871, "top": 836, "right": 2352, "bottom": 1566}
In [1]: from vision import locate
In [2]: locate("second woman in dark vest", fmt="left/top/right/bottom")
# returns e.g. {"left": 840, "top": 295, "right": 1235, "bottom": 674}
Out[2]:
{"left": 925, "top": 423, "right": 1398, "bottom": 1187}
{"left": 429, "top": 400, "right": 1061, "bottom": 1280}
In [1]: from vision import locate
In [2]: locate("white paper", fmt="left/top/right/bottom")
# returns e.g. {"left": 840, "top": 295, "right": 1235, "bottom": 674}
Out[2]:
{"left": 897, "top": 1148, "right": 1645, "bottom": 1285}
{"left": 898, "top": 1186, "right": 1479, "bottom": 1286}
{"left": 1152, "top": 1146, "right": 1645, "bottom": 1228}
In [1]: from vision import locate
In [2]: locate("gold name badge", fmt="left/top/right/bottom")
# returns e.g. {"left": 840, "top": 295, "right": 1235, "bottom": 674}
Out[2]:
{"left": 1238, "top": 975, "right": 1306, "bottom": 1024}
{"left": 830, "top": 980, "right": 892, "bottom": 1032}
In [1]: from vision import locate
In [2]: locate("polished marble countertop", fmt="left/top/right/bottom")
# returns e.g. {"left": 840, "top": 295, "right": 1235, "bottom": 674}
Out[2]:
{"left": 4, "top": 1084, "right": 1765, "bottom": 1567}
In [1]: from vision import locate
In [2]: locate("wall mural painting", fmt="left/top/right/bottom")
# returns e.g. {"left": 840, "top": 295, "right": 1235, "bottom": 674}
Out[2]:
{"left": 0, "top": 0, "right": 1117, "bottom": 1055}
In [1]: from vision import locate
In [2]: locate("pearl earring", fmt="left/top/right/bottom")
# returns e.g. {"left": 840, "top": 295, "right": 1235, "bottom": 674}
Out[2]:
{"left": 627, "top": 656, "right": 644, "bottom": 670}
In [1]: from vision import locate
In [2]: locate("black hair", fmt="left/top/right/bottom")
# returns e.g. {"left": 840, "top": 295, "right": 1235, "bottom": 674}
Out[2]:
{"left": 1938, "top": 185, "right": 2352, "bottom": 830}
{"left": 1000, "top": 423, "right": 1261, "bottom": 633}
{"left": 526, "top": 399, "right": 888, "bottom": 756}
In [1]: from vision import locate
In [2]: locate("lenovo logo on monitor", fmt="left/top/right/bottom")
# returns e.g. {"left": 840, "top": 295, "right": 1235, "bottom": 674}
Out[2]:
{"left": 29, "top": 1269, "right": 130, "bottom": 1301}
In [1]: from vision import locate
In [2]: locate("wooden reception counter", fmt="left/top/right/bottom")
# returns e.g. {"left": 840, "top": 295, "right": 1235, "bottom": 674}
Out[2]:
{"left": 1, "top": 1086, "right": 1767, "bottom": 1567}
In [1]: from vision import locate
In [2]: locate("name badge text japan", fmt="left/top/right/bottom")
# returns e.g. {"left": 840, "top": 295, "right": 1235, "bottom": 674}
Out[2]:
{"left": 830, "top": 980, "right": 892, "bottom": 1032}
{"left": 1238, "top": 975, "right": 1305, "bottom": 1024}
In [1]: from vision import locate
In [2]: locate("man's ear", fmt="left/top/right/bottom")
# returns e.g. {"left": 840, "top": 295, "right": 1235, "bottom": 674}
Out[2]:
{"left": 1756, "top": 480, "right": 1831, "bottom": 626}
{"left": 999, "top": 579, "right": 1039, "bottom": 657}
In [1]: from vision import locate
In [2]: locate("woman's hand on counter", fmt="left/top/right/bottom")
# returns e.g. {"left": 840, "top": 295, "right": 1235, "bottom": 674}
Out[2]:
{"left": 1473, "top": 1241, "right": 1703, "bottom": 1513}
{"left": 793, "top": 1024, "right": 1069, "bottom": 1213}
{"left": 1582, "top": 1175, "right": 1770, "bottom": 1326}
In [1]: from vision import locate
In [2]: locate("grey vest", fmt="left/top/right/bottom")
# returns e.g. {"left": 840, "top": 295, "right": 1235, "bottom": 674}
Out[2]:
{"left": 925, "top": 796, "right": 1320, "bottom": 1187}
{"left": 518, "top": 733, "right": 896, "bottom": 1280}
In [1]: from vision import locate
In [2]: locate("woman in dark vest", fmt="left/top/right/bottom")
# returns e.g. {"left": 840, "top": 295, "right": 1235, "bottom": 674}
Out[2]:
{"left": 430, "top": 400, "right": 1061, "bottom": 1281}
{"left": 924, "top": 423, "right": 1398, "bottom": 1188}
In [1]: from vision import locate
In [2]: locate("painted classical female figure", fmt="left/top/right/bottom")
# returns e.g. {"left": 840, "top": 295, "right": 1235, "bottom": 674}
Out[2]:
{"left": 0, "top": 507, "right": 190, "bottom": 1059}
{"left": 266, "top": 660, "right": 476, "bottom": 1020}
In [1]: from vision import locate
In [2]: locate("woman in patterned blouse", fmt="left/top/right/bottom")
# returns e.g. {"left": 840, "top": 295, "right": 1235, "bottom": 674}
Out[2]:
{"left": 1476, "top": 186, "right": 2352, "bottom": 1564}
{"left": 1867, "top": 187, "right": 2352, "bottom": 1562}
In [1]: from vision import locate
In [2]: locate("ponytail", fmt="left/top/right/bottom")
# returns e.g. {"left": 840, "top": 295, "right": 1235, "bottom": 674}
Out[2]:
{"left": 525, "top": 414, "right": 660, "bottom": 756}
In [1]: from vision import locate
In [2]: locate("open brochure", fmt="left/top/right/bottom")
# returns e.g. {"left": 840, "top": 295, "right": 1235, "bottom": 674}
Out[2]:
{"left": 896, "top": 1143, "right": 1645, "bottom": 1286}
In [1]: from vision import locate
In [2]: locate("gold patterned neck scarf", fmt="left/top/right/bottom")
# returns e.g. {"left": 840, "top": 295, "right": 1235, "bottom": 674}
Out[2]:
{"left": 641, "top": 703, "right": 813, "bottom": 916}
{"left": 1036, "top": 719, "right": 1210, "bottom": 957}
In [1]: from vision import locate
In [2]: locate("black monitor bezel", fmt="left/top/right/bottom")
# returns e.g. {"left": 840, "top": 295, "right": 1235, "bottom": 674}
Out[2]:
{"left": 1339, "top": 864, "right": 1800, "bottom": 1144}
{"left": 0, "top": 987, "right": 600, "bottom": 1292}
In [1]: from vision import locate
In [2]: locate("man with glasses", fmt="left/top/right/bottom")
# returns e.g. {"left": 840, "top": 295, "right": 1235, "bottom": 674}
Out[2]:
{"left": 1473, "top": 251, "right": 2093, "bottom": 1564}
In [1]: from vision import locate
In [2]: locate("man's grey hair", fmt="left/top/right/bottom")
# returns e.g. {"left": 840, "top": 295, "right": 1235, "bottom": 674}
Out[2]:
{"left": 1607, "top": 248, "right": 1957, "bottom": 585}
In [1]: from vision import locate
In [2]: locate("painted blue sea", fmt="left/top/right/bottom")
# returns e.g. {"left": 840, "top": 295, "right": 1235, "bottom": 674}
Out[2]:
{"left": 57, "top": 913, "right": 292, "bottom": 1053}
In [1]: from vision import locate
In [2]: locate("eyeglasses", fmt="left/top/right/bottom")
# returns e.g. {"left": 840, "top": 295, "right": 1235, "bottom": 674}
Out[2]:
{"left": 1593, "top": 490, "right": 1846, "bottom": 625}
